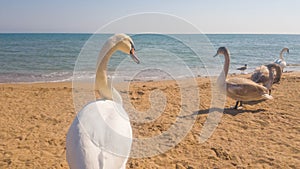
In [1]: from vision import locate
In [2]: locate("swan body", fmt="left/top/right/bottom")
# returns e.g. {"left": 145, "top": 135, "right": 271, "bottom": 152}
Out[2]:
{"left": 214, "top": 47, "right": 273, "bottom": 109}
{"left": 66, "top": 101, "right": 132, "bottom": 169}
{"left": 66, "top": 34, "right": 140, "bottom": 169}
{"left": 251, "top": 65, "right": 269, "bottom": 83}
{"left": 274, "top": 47, "right": 289, "bottom": 71}
{"left": 226, "top": 78, "right": 272, "bottom": 101}
{"left": 251, "top": 63, "right": 282, "bottom": 90}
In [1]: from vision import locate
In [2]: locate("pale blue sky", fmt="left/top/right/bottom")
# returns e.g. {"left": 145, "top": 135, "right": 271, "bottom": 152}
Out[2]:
{"left": 0, "top": 0, "right": 299, "bottom": 34}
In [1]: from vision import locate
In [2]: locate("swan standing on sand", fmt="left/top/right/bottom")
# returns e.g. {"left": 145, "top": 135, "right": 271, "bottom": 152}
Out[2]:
{"left": 214, "top": 47, "right": 273, "bottom": 109}
{"left": 251, "top": 63, "right": 282, "bottom": 94}
{"left": 66, "top": 34, "right": 140, "bottom": 169}
{"left": 274, "top": 47, "right": 289, "bottom": 72}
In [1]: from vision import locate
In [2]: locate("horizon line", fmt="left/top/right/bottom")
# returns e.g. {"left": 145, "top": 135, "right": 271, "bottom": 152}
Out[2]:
{"left": 0, "top": 32, "right": 300, "bottom": 35}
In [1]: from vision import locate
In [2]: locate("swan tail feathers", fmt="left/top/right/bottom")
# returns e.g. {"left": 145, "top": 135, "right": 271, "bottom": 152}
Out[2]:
{"left": 262, "top": 94, "right": 273, "bottom": 100}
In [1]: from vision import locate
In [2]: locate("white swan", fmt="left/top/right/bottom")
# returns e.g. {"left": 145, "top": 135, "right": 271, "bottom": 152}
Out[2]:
{"left": 274, "top": 47, "right": 289, "bottom": 72}
{"left": 66, "top": 34, "right": 140, "bottom": 169}
{"left": 214, "top": 47, "right": 273, "bottom": 109}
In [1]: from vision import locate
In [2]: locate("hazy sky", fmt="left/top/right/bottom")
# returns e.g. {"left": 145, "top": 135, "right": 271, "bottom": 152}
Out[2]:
{"left": 0, "top": 0, "right": 299, "bottom": 34}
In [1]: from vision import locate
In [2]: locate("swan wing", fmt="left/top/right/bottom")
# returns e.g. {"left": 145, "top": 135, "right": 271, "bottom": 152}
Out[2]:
{"left": 274, "top": 58, "right": 282, "bottom": 64}
{"left": 274, "top": 59, "right": 287, "bottom": 69}
{"left": 226, "top": 78, "right": 269, "bottom": 101}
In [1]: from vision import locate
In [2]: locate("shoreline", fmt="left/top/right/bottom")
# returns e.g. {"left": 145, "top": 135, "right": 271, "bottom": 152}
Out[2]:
{"left": 1, "top": 71, "right": 299, "bottom": 85}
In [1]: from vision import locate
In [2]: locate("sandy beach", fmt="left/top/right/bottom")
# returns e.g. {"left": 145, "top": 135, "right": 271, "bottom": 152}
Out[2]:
{"left": 0, "top": 72, "right": 299, "bottom": 169}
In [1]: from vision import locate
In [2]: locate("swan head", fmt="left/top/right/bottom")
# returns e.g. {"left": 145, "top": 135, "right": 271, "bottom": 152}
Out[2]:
{"left": 213, "top": 47, "right": 229, "bottom": 57}
{"left": 281, "top": 47, "right": 289, "bottom": 54}
{"left": 113, "top": 34, "right": 140, "bottom": 64}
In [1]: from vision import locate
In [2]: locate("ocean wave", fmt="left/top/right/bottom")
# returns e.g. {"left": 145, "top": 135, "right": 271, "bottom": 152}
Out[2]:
{"left": 0, "top": 71, "right": 73, "bottom": 83}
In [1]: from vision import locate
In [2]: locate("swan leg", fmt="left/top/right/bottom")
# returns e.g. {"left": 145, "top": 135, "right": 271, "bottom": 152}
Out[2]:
{"left": 234, "top": 101, "right": 239, "bottom": 109}
{"left": 237, "top": 101, "right": 244, "bottom": 109}
{"left": 233, "top": 101, "right": 244, "bottom": 109}
{"left": 239, "top": 101, "right": 243, "bottom": 107}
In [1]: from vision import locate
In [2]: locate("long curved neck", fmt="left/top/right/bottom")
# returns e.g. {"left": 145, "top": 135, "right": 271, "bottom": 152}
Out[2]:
{"left": 223, "top": 50, "right": 230, "bottom": 78}
{"left": 279, "top": 50, "right": 285, "bottom": 60}
{"left": 217, "top": 50, "right": 230, "bottom": 85}
{"left": 95, "top": 42, "right": 118, "bottom": 100}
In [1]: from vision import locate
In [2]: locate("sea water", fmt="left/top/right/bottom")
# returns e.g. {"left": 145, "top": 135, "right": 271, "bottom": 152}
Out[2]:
{"left": 0, "top": 33, "right": 299, "bottom": 83}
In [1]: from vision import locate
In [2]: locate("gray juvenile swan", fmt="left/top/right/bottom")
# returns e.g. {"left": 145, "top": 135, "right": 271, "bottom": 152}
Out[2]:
{"left": 66, "top": 34, "right": 140, "bottom": 169}
{"left": 251, "top": 63, "right": 282, "bottom": 94}
{"left": 214, "top": 47, "right": 273, "bottom": 109}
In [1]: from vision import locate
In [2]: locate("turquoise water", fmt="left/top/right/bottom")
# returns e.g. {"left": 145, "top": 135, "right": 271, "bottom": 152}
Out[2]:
{"left": 0, "top": 33, "right": 299, "bottom": 83}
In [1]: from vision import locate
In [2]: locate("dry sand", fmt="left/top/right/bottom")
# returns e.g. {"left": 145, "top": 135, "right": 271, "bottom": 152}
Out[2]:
{"left": 0, "top": 72, "right": 299, "bottom": 168}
